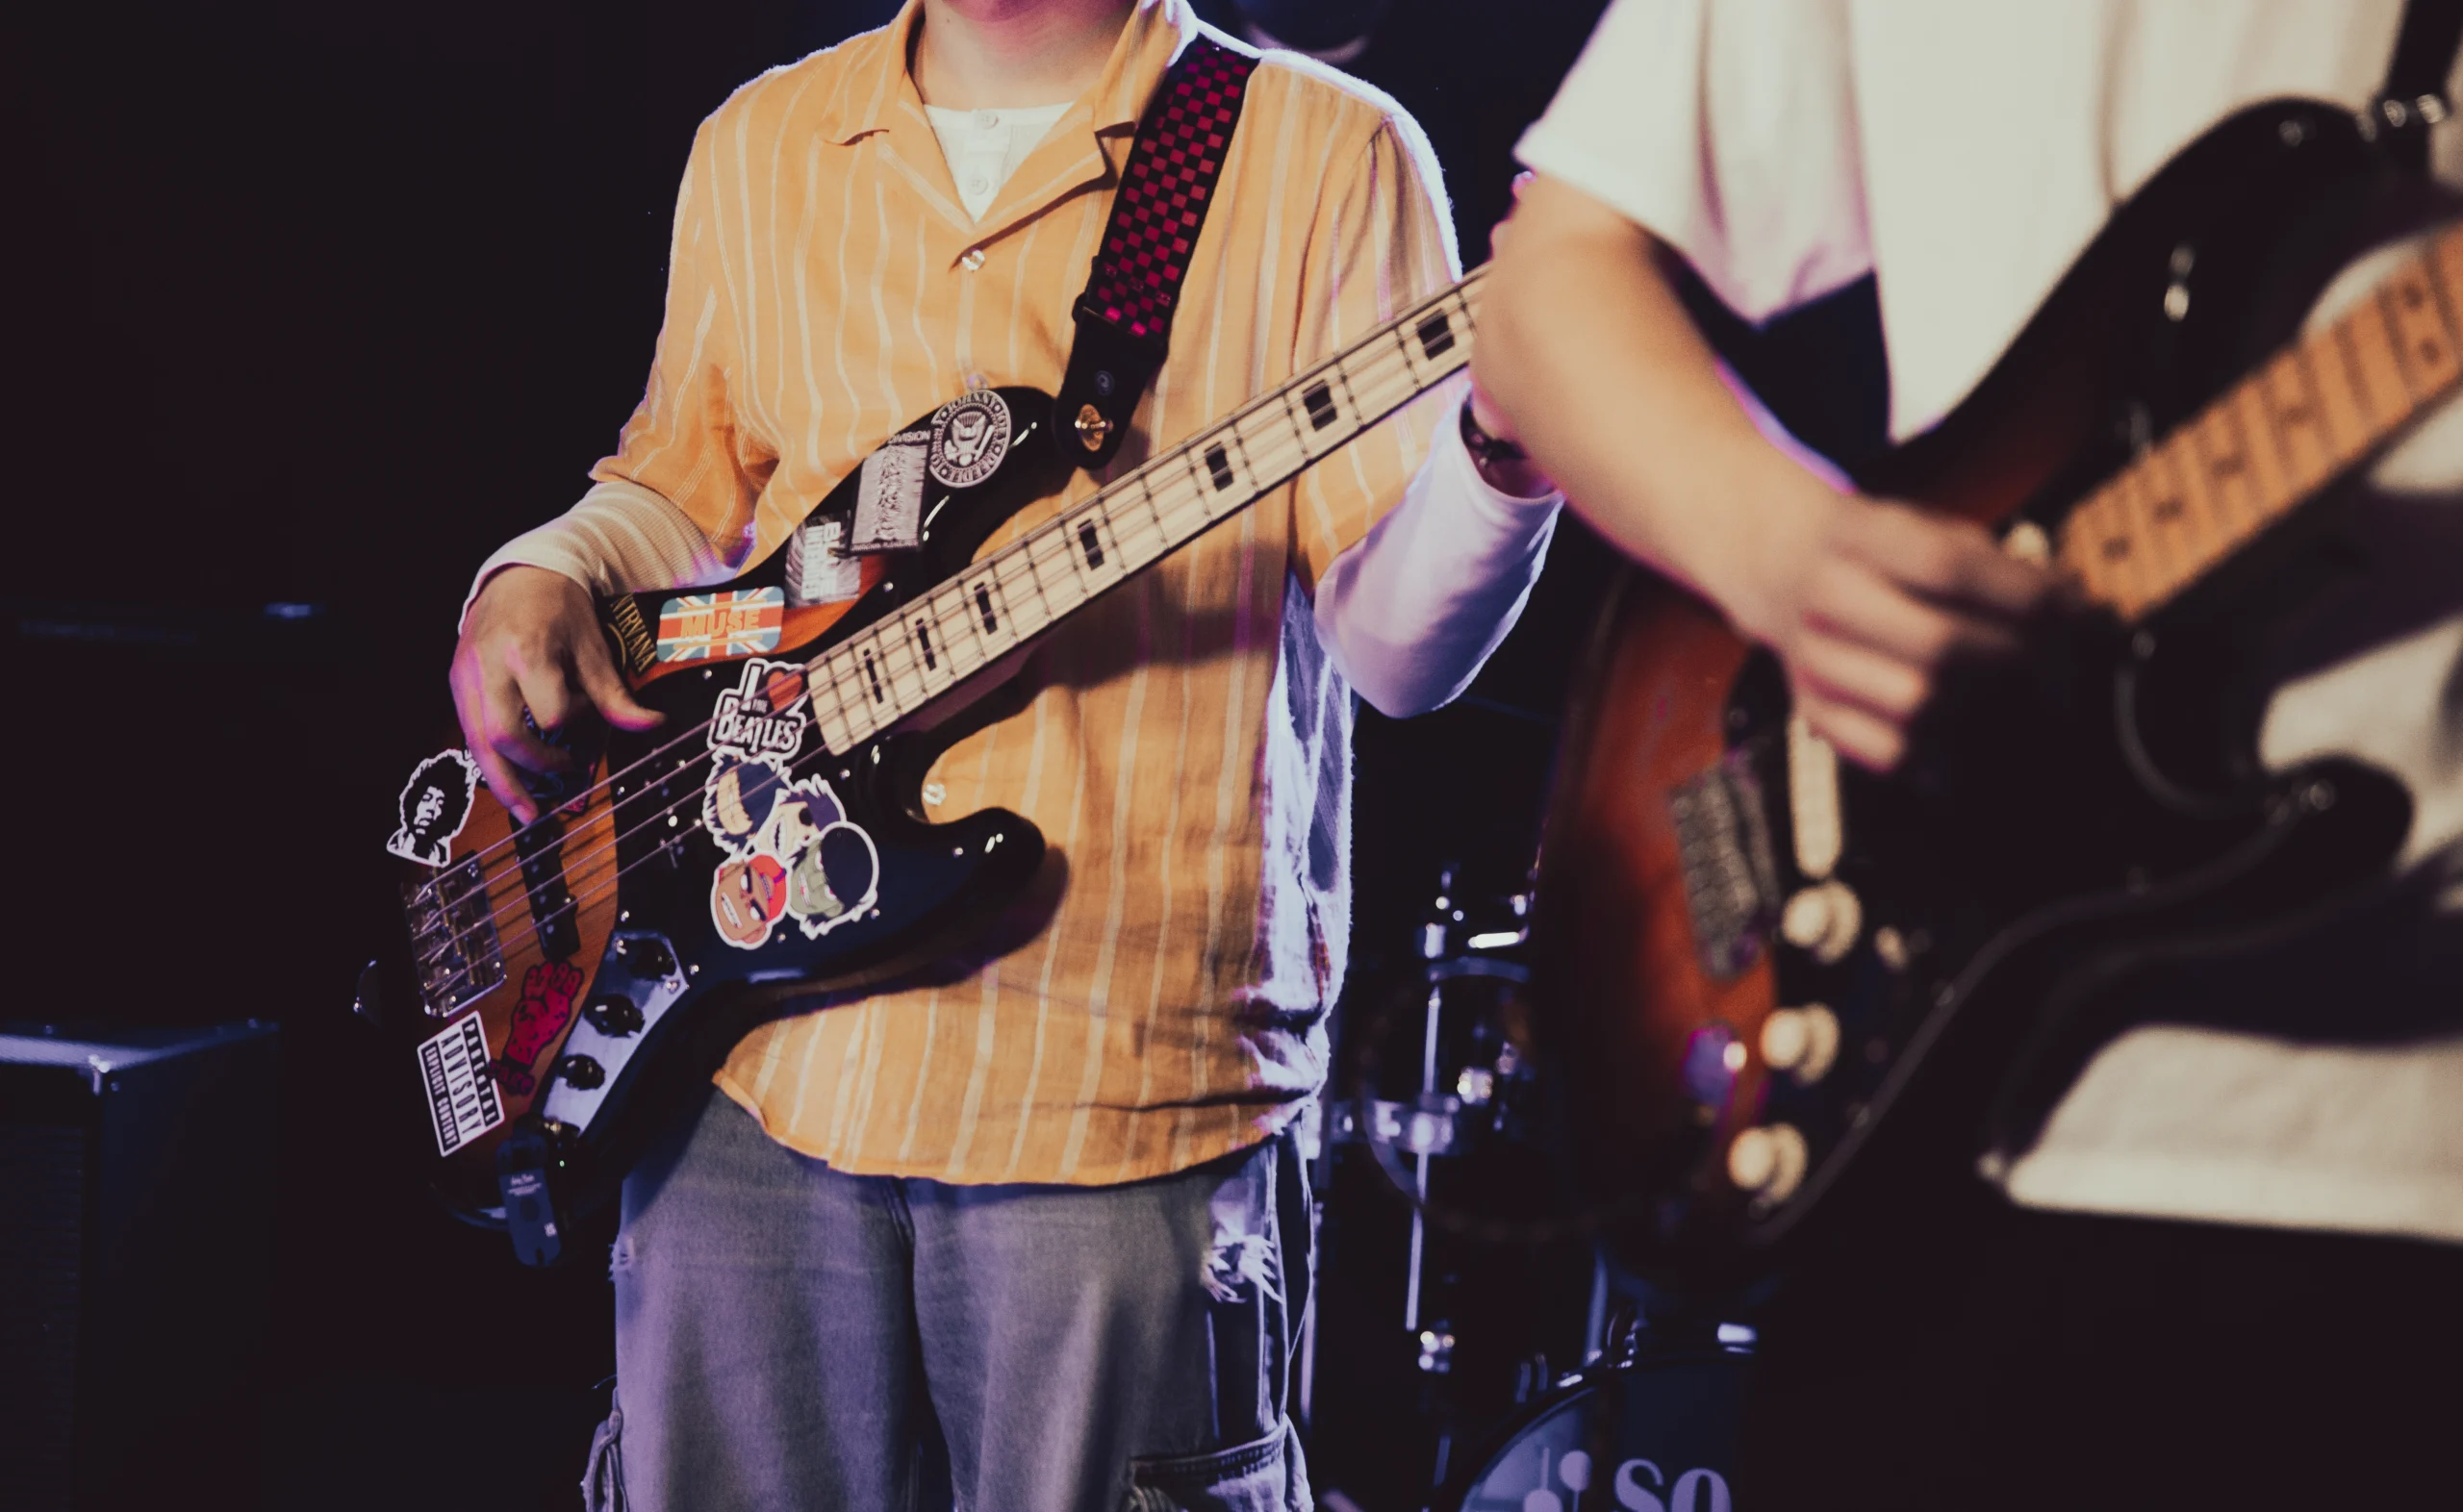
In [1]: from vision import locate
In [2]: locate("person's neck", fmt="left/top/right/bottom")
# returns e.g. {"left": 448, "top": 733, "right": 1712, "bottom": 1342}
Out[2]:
{"left": 911, "top": 0, "right": 1136, "bottom": 111}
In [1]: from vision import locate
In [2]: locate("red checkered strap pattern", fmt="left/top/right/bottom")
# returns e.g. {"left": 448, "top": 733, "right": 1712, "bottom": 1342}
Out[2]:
{"left": 1054, "top": 38, "right": 1256, "bottom": 468}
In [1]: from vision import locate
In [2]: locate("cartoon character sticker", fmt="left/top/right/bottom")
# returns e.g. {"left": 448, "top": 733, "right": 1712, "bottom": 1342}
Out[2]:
{"left": 926, "top": 389, "right": 1012, "bottom": 489}
{"left": 494, "top": 960, "right": 582, "bottom": 1096}
{"left": 702, "top": 752, "right": 790, "bottom": 856}
{"left": 704, "top": 769, "right": 880, "bottom": 949}
{"left": 711, "top": 853, "right": 790, "bottom": 947}
{"left": 388, "top": 748, "right": 482, "bottom": 868}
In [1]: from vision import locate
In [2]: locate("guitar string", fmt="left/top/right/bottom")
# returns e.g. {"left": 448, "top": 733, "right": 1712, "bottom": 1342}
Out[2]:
{"left": 425, "top": 339, "right": 1433, "bottom": 984}
{"left": 412, "top": 272, "right": 1480, "bottom": 932}
{"left": 413, "top": 303, "right": 1475, "bottom": 982}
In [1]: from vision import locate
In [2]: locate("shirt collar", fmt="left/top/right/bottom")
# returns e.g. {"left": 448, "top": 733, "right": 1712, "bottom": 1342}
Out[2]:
{"left": 817, "top": 0, "right": 1198, "bottom": 147}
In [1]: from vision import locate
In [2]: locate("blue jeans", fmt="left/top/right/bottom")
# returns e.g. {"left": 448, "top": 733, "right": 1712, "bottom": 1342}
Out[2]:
{"left": 588, "top": 1090, "right": 1312, "bottom": 1512}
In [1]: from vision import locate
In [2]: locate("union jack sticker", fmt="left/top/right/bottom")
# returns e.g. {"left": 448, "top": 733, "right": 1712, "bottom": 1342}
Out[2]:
{"left": 656, "top": 587, "right": 786, "bottom": 664}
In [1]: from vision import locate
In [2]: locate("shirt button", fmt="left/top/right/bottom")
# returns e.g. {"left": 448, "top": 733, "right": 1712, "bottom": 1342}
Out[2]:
{"left": 966, "top": 173, "right": 990, "bottom": 195}
{"left": 963, "top": 371, "right": 991, "bottom": 391}
{"left": 975, "top": 110, "right": 999, "bottom": 129}
{"left": 960, "top": 248, "right": 987, "bottom": 272}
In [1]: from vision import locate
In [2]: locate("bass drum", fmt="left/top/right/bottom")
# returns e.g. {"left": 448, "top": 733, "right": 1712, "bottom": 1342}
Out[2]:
{"left": 1435, "top": 1327, "right": 1753, "bottom": 1512}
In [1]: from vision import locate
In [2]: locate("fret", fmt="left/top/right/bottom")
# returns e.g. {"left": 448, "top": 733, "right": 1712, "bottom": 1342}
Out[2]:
{"left": 995, "top": 548, "right": 1058, "bottom": 635}
{"left": 2308, "top": 321, "right": 2376, "bottom": 466}
{"left": 2257, "top": 346, "right": 2336, "bottom": 495}
{"left": 2054, "top": 485, "right": 2122, "bottom": 605}
{"left": 1196, "top": 424, "right": 1259, "bottom": 507}
{"left": 812, "top": 676, "right": 858, "bottom": 754}
{"left": 2339, "top": 292, "right": 2409, "bottom": 433}
{"left": 1233, "top": 404, "right": 1306, "bottom": 489}
{"left": 1063, "top": 504, "right": 1125, "bottom": 591}
{"left": 966, "top": 571, "right": 1015, "bottom": 648}
{"left": 2114, "top": 460, "right": 2188, "bottom": 594}
{"left": 2221, "top": 380, "right": 2293, "bottom": 529}
{"left": 2381, "top": 259, "right": 2461, "bottom": 399}
{"left": 1150, "top": 461, "right": 1211, "bottom": 539}
{"left": 1024, "top": 526, "right": 1086, "bottom": 615}
{"left": 2186, "top": 401, "right": 2259, "bottom": 533}
{"left": 2433, "top": 226, "right": 2463, "bottom": 351}
{"left": 901, "top": 608, "right": 952, "bottom": 689}
{"left": 2155, "top": 421, "right": 2231, "bottom": 568}
{"left": 2087, "top": 476, "right": 2157, "bottom": 614}
{"left": 1102, "top": 475, "right": 1170, "bottom": 564}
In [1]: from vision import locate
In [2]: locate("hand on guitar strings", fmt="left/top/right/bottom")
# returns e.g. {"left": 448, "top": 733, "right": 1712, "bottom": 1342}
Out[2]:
{"left": 452, "top": 565, "right": 665, "bottom": 824}
{"left": 1738, "top": 492, "right": 2066, "bottom": 772}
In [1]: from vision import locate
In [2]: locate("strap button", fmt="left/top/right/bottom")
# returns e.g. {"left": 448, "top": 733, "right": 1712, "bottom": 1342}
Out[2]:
{"left": 960, "top": 248, "right": 987, "bottom": 272}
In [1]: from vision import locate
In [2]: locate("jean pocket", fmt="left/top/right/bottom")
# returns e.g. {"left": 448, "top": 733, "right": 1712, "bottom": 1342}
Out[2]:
{"left": 581, "top": 1391, "right": 628, "bottom": 1512}
{"left": 1124, "top": 1424, "right": 1303, "bottom": 1512}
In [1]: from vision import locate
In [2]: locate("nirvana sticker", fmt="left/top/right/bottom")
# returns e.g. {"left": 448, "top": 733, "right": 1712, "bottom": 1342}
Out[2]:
{"left": 602, "top": 593, "right": 658, "bottom": 678}
{"left": 493, "top": 960, "right": 582, "bottom": 1097}
{"left": 387, "top": 749, "right": 482, "bottom": 869}
{"left": 785, "top": 513, "right": 865, "bottom": 605}
{"left": 705, "top": 769, "right": 881, "bottom": 949}
{"left": 926, "top": 389, "right": 1012, "bottom": 490}
{"left": 709, "top": 657, "right": 810, "bottom": 763}
{"left": 655, "top": 588, "right": 785, "bottom": 664}
{"left": 418, "top": 1011, "right": 505, "bottom": 1156}
{"left": 849, "top": 433, "right": 931, "bottom": 554}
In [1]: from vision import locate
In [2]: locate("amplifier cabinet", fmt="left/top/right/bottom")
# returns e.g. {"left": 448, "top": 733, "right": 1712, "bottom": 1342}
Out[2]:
{"left": 0, "top": 1021, "right": 280, "bottom": 1512}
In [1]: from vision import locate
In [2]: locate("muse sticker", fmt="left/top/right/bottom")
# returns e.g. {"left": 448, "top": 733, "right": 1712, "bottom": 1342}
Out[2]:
{"left": 926, "top": 389, "right": 1012, "bottom": 490}
{"left": 388, "top": 749, "right": 482, "bottom": 868}
{"left": 655, "top": 587, "right": 785, "bottom": 664}
{"left": 705, "top": 770, "right": 880, "bottom": 949}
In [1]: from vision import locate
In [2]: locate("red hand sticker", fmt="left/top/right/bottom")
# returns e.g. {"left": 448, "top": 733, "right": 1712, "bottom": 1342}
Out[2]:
{"left": 494, "top": 960, "right": 583, "bottom": 1096}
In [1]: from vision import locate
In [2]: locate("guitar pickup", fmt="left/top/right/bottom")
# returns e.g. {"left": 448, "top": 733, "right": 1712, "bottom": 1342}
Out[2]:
{"left": 515, "top": 816, "right": 582, "bottom": 962}
{"left": 1667, "top": 747, "right": 1784, "bottom": 980}
{"left": 403, "top": 857, "right": 506, "bottom": 1016}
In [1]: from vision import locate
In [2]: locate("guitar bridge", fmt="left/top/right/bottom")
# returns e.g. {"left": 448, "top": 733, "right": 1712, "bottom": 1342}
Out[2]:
{"left": 1668, "top": 746, "right": 1784, "bottom": 980}
{"left": 403, "top": 857, "right": 507, "bottom": 1016}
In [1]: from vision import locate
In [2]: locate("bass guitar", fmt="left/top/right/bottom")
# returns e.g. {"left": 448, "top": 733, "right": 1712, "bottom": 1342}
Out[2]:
{"left": 1533, "top": 99, "right": 2449, "bottom": 1286}
{"left": 356, "top": 269, "right": 1487, "bottom": 1262}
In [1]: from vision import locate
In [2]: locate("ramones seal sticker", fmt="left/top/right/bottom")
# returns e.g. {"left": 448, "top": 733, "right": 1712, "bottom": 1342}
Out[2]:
{"left": 926, "top": 389, "right": 1012, "bottom": 489}
{"left": 388, "top": 749, "right": 482, "bottom": 868}
{"left": 705, "top": 769, "right": 880, "bottom": 949}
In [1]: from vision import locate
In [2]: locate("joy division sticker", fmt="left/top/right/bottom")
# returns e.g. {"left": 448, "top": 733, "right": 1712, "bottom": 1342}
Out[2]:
{"left": 926, "top": 389, "right": 1012, "bottom": 490}
{"left": 849, "top": 433, "right": 931, "bottom": 554}
{"left": 493, "top": 960, "right": 582, "bottom": 1097}
{"left": 708, "top": 656, "right": 810, "bottom": 763}
{"left": 785, "top": 513, "right": 865, "bottom": 605}
{"left": 655, "top": 587, "right": 785, "bottom": 664}
{"left": 388, "top": 749, "right": 482, "bottom": 868}
{"left": 706, "top": 769, "right": 881, "bottom": 949}
{"left": 418, "top": 1011, "right": 505, "bottom": 1156}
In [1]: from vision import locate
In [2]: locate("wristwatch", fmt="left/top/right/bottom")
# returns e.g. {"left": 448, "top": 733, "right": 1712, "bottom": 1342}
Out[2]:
{"left": 1459, "top": 397, "right": 1528, "bottom": 466}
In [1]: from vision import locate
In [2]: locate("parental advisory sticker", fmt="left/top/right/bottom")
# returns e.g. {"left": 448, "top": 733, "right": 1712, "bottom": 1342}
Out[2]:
{"left": 419, "top": 1012, "right": 505, "bottom": 1156}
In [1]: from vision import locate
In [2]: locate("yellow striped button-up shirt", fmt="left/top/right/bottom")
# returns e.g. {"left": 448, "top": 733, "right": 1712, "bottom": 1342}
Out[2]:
{"left": 593, "top": 0, "right": 1459, "bottom": 1184}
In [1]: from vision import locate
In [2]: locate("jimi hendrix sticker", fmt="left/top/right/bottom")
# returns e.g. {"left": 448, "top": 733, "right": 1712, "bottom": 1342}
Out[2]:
{"left": 417, "top": 1011, "right": 504, "bottom": 1156}
{"left": 704, "top": 769, "right": 880, "bottom": 949}
{"left": 785, "top": 513, "right": 865, "bottom": 606}
{"left": 708, "top": 657, "right": 810, "bottom": 763}
{"left": 494, "top": 960, "right": 582, "bottom": 1097}
{"left": 849, "top": 433, "right": 931, "bottom": 554}
{"left": 926, "top": 389, "right": 1012, "bottom": 490}
{"left": 655, "top": 587, "right": 785, "bottom": 664}
{"left": 387, "top": 749, "right": 482, "bottom": 868}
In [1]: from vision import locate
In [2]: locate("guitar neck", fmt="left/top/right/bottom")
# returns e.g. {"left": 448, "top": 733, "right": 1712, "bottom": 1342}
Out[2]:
{"left": 801, "top": 267, "right": 1485, "bottom": 754}
{"left": 2058, "top": 226, "right": 2463, "bottom": 621}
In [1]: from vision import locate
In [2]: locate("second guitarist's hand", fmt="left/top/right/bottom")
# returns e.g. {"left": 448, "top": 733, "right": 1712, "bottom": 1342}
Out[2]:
{"left": 1474, "top": 173, "right": 2059, "bottom": 771}
{"left": 452, "top": 565, "right": 664, "bottom": 824}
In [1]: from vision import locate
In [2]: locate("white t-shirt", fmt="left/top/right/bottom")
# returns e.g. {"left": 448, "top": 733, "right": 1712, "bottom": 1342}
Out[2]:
{"left": 1520, "top": 0, "right": 2463, "bottom": 1243}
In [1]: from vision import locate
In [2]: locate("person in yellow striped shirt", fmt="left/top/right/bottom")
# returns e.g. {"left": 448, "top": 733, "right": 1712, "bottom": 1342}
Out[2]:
{"left": 450, "top": 0, "right": 1561, "bottom": 1505}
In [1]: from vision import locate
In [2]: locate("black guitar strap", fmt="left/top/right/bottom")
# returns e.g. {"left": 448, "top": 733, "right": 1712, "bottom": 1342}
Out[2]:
{"left": 1052, "top": 37, "right": 1257, "bottom": 471}
{"left": 2372, "top": 0, "right": 2463, "bottom": 170}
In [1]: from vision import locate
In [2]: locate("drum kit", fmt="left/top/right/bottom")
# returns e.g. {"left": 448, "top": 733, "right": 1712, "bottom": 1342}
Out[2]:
{"left": 1312, "top": 861, "right": 1757, "bottom": 1512}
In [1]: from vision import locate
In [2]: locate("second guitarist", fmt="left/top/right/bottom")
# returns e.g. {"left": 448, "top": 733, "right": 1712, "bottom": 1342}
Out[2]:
{"left": 1481, "top": 1, "right": 2463, "bottom": 1508}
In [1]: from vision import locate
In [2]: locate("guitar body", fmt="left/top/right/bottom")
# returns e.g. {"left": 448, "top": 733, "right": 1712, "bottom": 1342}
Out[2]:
{"left": 1534, "top": 100, "right": 2434, "bottom": 1286}
{"left": 365, "top": 389, "right": 1068, "bottom": 1245}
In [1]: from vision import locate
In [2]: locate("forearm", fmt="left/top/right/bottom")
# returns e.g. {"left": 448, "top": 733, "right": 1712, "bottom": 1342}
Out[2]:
{"left": 1477, "top": 177, "right": 1834, "bottom": 640}
{"left": 1315, "top": 389, "right": 1562, "bottom": 718}
{"left": 460, "top": 478, "right": 731, "bottom": 631}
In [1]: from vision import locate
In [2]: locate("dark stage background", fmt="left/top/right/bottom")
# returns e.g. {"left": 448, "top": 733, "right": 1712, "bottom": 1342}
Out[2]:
{"left": 1, "top": 3, "right": 1881, "bottom": 1506}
